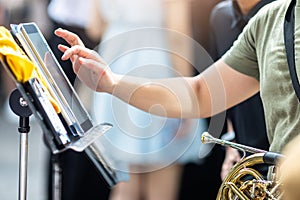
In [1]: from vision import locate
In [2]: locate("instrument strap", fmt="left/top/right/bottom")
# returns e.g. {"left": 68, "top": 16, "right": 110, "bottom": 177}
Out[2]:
{"left": 284, "top": 0, "right": 300, "bottom": 101}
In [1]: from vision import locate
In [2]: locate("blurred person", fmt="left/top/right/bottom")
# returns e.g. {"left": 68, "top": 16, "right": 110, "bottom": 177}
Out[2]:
{"left": 28, "top": 0, "right": 52, "bottom": 39}
{"left": 190, "top": 0, "right": 224, "bottom": 56}
{"left": 209, "top": 0, "right": 273, "bottom": 180}
{"left": 87, "top": 0, "right": 208, "bottom": 199}
{"left": 46, "top": 0, "right": 110, "bottom": 200}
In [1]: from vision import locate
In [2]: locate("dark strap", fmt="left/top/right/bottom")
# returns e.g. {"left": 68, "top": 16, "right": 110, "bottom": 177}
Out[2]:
{"left": 284, "top": 0, "right": 300, "bottom": 101}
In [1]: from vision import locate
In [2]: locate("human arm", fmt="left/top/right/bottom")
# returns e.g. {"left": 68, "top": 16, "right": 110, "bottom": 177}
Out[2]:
{"left": 85, "top": 0, "right": 107, "bottom": 42}
{"left": 221, "top": 147, "right": 241, "bottom": 180}
{"left": 220, "top": 120, "right": 240, "bottom": 180}
{"left": 164, "top": 0, "right": 194, "bottom": 77}
{"left": 55, "top": 28, "right": 259, "bottom": 119}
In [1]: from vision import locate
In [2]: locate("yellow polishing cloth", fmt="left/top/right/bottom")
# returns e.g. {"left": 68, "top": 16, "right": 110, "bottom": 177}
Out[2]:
{"left": 0, "top": 26, "right": 60, "bottom": 113}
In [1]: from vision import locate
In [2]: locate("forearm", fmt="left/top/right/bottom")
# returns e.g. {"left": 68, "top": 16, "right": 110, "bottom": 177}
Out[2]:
{"left": 104, "top": 60, "right": 259, "bottom": 119}
{"left": 164, "top": 0, "right": 194, "bottom": 77}
{"left": 110, "top": 74, "right": 200, "bottom": 118}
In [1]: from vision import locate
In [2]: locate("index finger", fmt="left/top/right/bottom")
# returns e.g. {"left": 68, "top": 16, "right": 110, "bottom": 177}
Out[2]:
{"left": 54, "top": 28, "right": 85, "bottom": 47}
{"left": 61, "top": 45, "right": 102, "bottom": 62}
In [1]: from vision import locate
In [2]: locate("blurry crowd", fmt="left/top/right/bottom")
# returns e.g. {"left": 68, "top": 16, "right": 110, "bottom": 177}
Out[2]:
{"left": 0, "top": 0, "right": 274, "bottom": 200}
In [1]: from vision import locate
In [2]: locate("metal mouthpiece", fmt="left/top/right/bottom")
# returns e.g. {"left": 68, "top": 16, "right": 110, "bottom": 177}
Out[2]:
{"left": 201, "top": 132, "right": 215, "bottom": 144}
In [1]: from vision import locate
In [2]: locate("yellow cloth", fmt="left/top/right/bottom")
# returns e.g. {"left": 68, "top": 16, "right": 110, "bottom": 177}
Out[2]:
{"left": 0, "top": 26, "right": 60, "bottom": 113}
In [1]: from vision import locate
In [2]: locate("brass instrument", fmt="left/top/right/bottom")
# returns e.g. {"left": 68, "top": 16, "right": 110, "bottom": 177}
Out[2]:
{"left": 201, "top": 132, "right": 284, "bottom": 200}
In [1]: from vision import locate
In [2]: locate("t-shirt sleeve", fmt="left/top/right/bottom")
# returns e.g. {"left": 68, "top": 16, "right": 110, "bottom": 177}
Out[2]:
{"left": 221, "top": 15, "right": 259, "bottom": 80}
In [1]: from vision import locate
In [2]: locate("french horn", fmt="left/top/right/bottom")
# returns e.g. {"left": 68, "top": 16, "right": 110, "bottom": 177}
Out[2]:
{"left": 201, "top": 132, "right": 284, "bottom": 200}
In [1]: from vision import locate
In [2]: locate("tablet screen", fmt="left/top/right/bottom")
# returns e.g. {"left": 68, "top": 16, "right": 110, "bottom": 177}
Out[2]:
{"left": 16, "top": 23, "right": 93, "bottom": 134}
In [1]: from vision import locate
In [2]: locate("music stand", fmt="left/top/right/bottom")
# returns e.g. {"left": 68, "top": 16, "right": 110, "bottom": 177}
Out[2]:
{"left": 8, "top": 89, "right": 32, "bottom": 200}
{"left": 1, "top": 22, "right": 128, "bottom": 200}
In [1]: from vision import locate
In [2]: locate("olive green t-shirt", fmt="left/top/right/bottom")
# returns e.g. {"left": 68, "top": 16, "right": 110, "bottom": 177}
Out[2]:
{"left": 222, "top": 0, "right": 300, "bottom": 153}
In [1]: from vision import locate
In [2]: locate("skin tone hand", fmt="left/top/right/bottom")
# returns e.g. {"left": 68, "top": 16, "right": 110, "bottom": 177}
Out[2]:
{"left": 55, "top": 28, "right": 116, "bottom": 93}
{"left": 221, "top": 147, "right": 241, "bottom": 180}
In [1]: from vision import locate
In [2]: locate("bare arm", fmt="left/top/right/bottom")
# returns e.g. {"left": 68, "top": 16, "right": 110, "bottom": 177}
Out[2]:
{"left": 112, "top": 59, "right": 259, "bottom": 118}
{"left": 164, "top": 0, "right": 193, "bottom": 76}
{"left": 85, "top": 0, "right": 107, "bottom": 42}
{"left": 55, "top": 29, "right": 259, "bottom": 119}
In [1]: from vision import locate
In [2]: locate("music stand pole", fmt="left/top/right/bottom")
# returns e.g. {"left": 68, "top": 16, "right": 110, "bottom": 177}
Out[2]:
{"left": 51, "top": 153, "right": 62, "bottom": 200}
{"left": 9, "top": 89, "right": 32, "bottom": 200}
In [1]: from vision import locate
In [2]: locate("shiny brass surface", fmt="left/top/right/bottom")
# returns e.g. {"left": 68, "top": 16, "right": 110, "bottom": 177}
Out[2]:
{"left": 201, "top": 132, "right": 283, "bottom": 200}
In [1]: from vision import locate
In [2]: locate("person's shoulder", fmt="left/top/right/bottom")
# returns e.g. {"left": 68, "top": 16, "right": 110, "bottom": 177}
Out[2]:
{"left": 210, "top": 0, "right": 233, "bottom": 23}
{"left": 254, "top": 0, "right": 288, "bottom": 20}
{"left": 245, "top": 0, "right": 288, "bottom": 32}
{"left": 211, "top": 0, "right": 233, "bottom": 16}
{"left": 213, "top": 0, "right": 233, "bottom": 10}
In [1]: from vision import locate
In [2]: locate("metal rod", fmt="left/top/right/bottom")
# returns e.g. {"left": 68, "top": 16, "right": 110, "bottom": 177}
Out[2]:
{"left": 52, "top": 155, "right": 62, "bottom": 200}
{"left": 18, "top": 131, "right": 28, "bottom": 200}
{"left": 201, "top": 132, "right": 267, "bottom": 154}
{"left": 9, "top": 89, "right": 32, "bottom": 200}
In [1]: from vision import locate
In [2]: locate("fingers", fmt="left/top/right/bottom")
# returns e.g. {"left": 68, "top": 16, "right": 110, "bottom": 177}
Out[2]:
{"left": 61, "top": 45, "right": 106, "bottom": 65}
{"left": 54, "top": 28, "right": 84, "bottom": 47}
{"left": 57, "top": 44, "right": 68, "bottom": 53}
{"left": 221, "top": 160, "right": 233, "bottom": 180}
{"left": 221, "top": 147, "right": 241, "bottom": 180}
{"left": 61, "top": 45, "right": 93, "bottom": 60}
